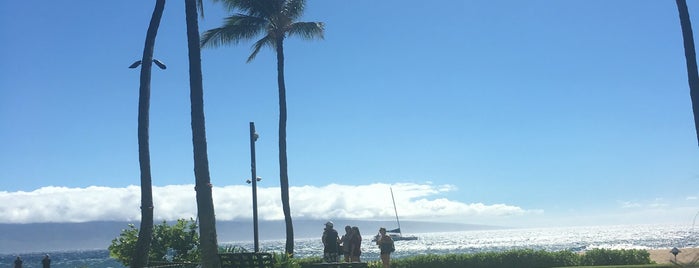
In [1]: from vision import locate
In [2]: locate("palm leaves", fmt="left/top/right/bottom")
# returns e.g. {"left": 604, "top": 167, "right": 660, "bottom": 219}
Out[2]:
{"left": 201, "top": 0, "right": 324, "bottom": 60}
{"left": 671, "top": 253, "right": 699, "bottom": 268}
{"left": 201, "top": 0, "right": 324, "bottom": 255}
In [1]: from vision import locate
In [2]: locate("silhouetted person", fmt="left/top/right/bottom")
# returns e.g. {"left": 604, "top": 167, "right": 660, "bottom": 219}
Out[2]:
{"left": 322, "top": 221, "right": 340, "bottom": 262}
{"left": 14, "top": 256, "right": 22, "bottom": 268}
{"left": 42, "top": 254, "right": 51, "bottom": 268}
{"left": 340, "top": 225, "right": 353, "bottom": 262}
{"left": 350, "top": 226, "right": 362, "bottom": 262}
{"left": 376, "top": 227, "right": 394, "bottom": 268}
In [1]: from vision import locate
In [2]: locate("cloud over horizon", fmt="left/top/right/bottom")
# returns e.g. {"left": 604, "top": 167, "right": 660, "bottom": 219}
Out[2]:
{"left": 0, "top": 183, "right": 531, "bottom": 224}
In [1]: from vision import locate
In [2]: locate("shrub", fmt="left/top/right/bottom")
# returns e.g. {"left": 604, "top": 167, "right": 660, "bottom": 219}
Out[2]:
{"left": 392, "top": 250, "right": 571, "bottom": 268}
{"left": 580, "top": 248, "right": 651, "bottom": 266}
{"left": 387, "top": 248, "right": 649, "bottom": 268}
{"left": 108, "top": 219, "right": 200, "bottom": 267}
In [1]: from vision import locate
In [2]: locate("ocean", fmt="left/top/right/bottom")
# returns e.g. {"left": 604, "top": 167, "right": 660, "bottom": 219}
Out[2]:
{"left": 1, "top": 224, "right": 696, "bottom": 268}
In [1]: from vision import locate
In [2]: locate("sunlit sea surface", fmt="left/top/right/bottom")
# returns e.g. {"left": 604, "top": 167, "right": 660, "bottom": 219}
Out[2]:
{"left": 1, "top": 224, "right": 696, "bottom": 268}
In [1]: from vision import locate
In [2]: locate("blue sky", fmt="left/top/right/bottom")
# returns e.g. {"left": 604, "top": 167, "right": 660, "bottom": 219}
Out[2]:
{"left": 1, "top": 0, "right": 698, "bottom": 227}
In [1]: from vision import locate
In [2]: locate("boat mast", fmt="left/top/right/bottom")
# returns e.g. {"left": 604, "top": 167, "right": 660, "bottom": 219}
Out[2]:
{"left": 390, "top": 187, "right": 403, "bottom": 236}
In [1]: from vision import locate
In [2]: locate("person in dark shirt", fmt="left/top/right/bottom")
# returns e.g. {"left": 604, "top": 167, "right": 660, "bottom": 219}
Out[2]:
{"left": 42, "top": 254, "right": 51, "bottom": 268}
{"left": 350, "top": 226, "right": 362, "bottom": 262}
{"left": 321, "top": 221, "right": 340, "bottom": 262}
{"left": 340, "top": 225, "right": 353, "bottom": 262}
{"left": 376, "top": 227, "right": 394, "bottom": 268}
{"left": 14, "top": 256, "right": 23, "bottom": 268}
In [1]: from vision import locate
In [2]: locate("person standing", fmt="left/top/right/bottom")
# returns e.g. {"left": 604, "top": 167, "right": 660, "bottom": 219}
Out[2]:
{"left": 321, "top": 221, "right": 340, "bottom": 263}
{"left": 376, "top": 227, "right": 394, "bottom": 268}
{"left": 14, "top": 256, "right": 22, "bottom": 268}
{"left": 42, "top": 254, "right": 51, "bottom": 268}
{"left": 350, "top": 226, "right": 362, "bottom": 262}
{"left": 340, "top": 225, "right": 353, "bottom": 262}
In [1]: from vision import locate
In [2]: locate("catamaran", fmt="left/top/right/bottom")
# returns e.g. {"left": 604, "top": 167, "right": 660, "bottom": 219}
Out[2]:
{"left": 374, "top": 187, "right": 418, "bottom": 241}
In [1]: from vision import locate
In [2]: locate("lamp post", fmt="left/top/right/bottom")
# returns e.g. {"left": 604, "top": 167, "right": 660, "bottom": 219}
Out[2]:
{"left": 248, "top": 122, "right": 260, "bottom": 252}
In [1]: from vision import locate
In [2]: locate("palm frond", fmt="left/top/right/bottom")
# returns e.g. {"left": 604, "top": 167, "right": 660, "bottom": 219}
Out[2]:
{"left": 218, "top": 0, "right": 279, "bottom": 19}
{"left": 288, "top": 21, "right": 324, "bottom": 40}
{"left": 200, "top": 14, "right": 268, "bottom": 48}
{"left": 247, "top": 34, "right": 275, "bottom": 63}
{"left": 197, "top": 0, "right": 205, "bottom": 18}
{"left": 204, "top": 0, "right": 323, "bottom": 65}
{"left": 670, "top": 253, "right": 699, "bottom": 267}
{"left": 282, "top": 0, "right": 306, "bottom": 21}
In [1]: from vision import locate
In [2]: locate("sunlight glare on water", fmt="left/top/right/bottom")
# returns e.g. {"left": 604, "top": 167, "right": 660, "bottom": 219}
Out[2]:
{"left": 223, "top": 224, "right": 697, "bottom": 261}
{"left": 1, "top": 224, "right": 696, "bottom": 267}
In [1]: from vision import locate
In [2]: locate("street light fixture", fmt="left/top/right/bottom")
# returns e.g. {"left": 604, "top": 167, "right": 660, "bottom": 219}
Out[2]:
{"left": 128, "top": 59, "right": 167, "bottom": 70}
{"left": 246, "top": 177, "right": 262, "bottom": 184}
{"left": 249, "top": 122, "right": 260, "bottom": 252}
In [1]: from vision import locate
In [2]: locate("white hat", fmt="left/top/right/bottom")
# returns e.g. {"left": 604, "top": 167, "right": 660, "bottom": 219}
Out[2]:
{"left": 325, "top": 221, "right": 334, "bottom": 228}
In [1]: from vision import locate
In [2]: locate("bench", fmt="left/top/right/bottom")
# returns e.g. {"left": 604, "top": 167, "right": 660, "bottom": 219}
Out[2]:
{"left": 301, "top": 262, "right": 368, "bottom": 268}
{"left": 219, "top": 252, "right": 274, "bottom": 268}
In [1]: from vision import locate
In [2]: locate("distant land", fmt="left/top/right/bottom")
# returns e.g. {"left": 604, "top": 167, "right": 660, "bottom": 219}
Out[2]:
{"left": 0, "top": 220, "right": 501, "bottom": 254}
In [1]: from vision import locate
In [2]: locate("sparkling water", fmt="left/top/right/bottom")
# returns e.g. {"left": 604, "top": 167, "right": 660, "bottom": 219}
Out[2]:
{"left": 1, "top": 224, "right": 696, "bottom": 268}
{"left": 225, "top": 224, "right": 698, "bottom": 261}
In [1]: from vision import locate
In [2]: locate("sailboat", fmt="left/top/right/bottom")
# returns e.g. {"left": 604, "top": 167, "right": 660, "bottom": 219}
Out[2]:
{"left": 375, "top": 187, "right": 418, "bottom": 241}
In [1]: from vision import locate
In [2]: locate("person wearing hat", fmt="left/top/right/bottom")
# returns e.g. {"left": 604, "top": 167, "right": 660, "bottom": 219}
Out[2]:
{"left": 321, "top": 221, "right": 340, "bottom": 262}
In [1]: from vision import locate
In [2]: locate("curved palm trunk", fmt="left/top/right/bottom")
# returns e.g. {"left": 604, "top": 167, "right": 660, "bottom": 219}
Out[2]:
{"left": 184, "top": 0, "right": 221, "bottom": 267}
{"left": 132, "top": 0, "right": 165, "bottom": 267}
{"left": 676, "top": 0, "right": 699, "bottom": 146}
{"left": 275, "top": 38, "right": 294, "bottom": 255}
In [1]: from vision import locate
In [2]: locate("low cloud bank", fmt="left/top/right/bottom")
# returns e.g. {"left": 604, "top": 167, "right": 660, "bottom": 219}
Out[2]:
{"left": 0, "top": 182, "right": 530, "bottom": 224}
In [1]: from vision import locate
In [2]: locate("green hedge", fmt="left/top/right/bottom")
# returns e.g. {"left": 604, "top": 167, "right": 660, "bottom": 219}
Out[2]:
{"left": 387, "top": 248, "right": 652, "bottom": 268}
{"left": 218, "top": 248, "right": 653, "bottom": 268}
{"left": 580, "top": 249, "right": 651, "bottom": 266}
{"left": 389, "top": 249, "right": 574, "bottom": 268}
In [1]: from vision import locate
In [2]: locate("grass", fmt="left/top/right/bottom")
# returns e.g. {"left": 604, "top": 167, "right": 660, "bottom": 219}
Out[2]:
{"left": 556, "top": 265, "right": 674, "bottom": 268}
{"left": 216, "top": 247, "right": 675, "bottom": 268}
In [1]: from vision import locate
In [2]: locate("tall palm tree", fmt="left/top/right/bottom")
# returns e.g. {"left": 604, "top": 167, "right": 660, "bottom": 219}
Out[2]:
{"left": 676, "top": 0, "right": 699, "bottom": 146}
{"left": 131, "top": 0, "right": 166, "bottom": 267}
{"left": 200, "top": 0, "right": 324, "bottom": 255}
{"left": 184, "top": 0, "right": 221, "bottom": 267}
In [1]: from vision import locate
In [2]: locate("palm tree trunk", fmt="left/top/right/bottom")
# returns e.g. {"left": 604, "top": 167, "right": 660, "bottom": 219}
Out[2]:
{"left": 132, "top": 0, "right": 165, "bottom": 267}
{"left": 676, "top": 0, "right": 699, "bottom": 146}
{"left": 184, "top": 0, "right": 220, "bottom": 267}
{"left": 276, "top": 38, "right": 295, "bottom": 255}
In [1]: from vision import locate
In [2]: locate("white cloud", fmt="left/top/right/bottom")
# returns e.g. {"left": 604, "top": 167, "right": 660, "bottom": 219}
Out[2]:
{"left": 619, "top": 201, "right": 641, "bottom": 208}
{"left": 0, "top": 186, "right": 143, "bottom": 223}
{"left": 0, "top": 182, "right": 532, "bottom": 224}
{"left": 647, "top": 198, "right": 672, "bottom": 209}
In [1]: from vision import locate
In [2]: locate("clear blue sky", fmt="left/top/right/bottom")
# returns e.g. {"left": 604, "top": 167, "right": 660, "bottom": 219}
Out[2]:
{"left": 1, "top": 0, "right": 698, "bottom": 227}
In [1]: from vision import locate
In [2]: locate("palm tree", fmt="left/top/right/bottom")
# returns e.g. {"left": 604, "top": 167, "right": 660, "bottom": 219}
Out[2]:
{"left": 130, "top": 0, "right": 166, "bottom": 267}
{"left": 184, "top": 0, "right": 221, "bottom": 267}
{"left": 200, "top": 0, "right": 324, "bottom": 255}
{"left": 675, "top": 0, "right": 699, "bottom": 146}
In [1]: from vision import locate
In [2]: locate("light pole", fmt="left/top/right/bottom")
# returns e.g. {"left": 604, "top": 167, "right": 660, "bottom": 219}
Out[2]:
{"left": 248, "top": 122, "right": 260, "bottom": 252}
